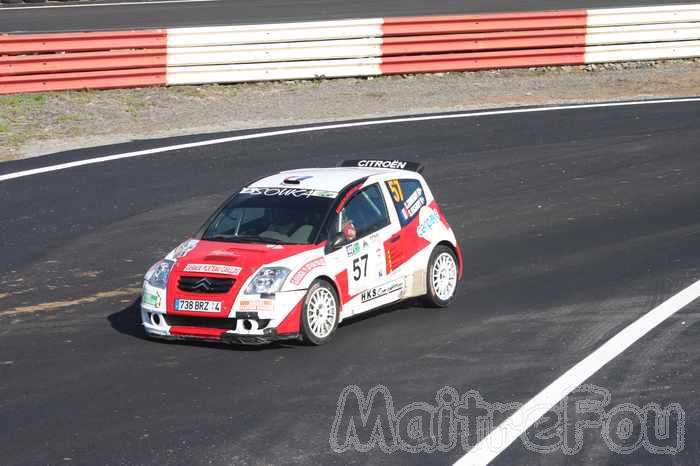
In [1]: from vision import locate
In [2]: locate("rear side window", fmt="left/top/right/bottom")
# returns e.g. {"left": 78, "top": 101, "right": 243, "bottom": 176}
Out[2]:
{"left": 385, "top": 179, "right": 426, "bottom": 226}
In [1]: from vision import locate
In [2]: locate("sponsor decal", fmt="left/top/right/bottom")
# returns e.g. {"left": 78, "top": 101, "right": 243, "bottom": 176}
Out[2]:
{"left": 241, "top": 187, "right": 315, "bottom": 198}
{"left": 239, "top": 299, "right": 274, "bottom": 312}
{"left": 417, "top": 208, "right": 440, "bottom": 238}
{"left": 266, "top": 244, "right": 284, "bottom": 250}
{"left": 142, "top": 290, "right": 161, "bottom": 308}
{"left": 386, "top": 248, "right": 394, "bottom": 274}
{"left": 361, "top": 279, "right": 404, "bottom": 303}
{"left": 241, "top": 186, "right": 337, "bottom": 199}
{"left": 358, "top": 160, "right": 408, "bottom": 170}
{"left": 404, "top": 187, "right": 422, "bottom": 206}
{"left": 183, "top": 263, "right": 242, "bottom": 276}
{"left": 403, "top": 188, "right": 425, "bottom": 218}
{"left": 346, "top": 242, "right": 362, "bottom": 257}
{"left": 375, "top": 247, "right": 384, "bottom": 276}
{"left": 313, "top": 190, "right": 338, "bottom": 198}
{"left": 171, "top": 239, "right": 198, "bottom": 259}
{"left": 290, "top": 257, "right": 326, "bottom": 285}
{"left": 209, "top": 249, "right": 240, "bottom": 257}
{"left": 405, "top": 200, "right": 424, "bottom": 218}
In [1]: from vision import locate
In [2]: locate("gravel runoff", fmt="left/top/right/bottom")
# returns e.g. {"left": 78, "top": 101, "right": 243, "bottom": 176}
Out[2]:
{"left": 0, "top": 59, "right": 698, "bottom": 162}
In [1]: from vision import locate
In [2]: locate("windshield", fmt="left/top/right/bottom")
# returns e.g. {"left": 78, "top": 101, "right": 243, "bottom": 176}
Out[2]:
{"left": 202, "top": 188, "right": 336, "bottom": 245}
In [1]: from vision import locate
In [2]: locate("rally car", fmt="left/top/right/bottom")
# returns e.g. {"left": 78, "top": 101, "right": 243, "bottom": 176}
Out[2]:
{"left": 141, "top": 159, "right": 462, "bottom": 345}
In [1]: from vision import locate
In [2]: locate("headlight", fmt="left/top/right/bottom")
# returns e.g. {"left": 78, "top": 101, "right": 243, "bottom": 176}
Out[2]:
{"left": 144, "top": 260, "right": 175, "bottom": 289}
{"left": 244, "top": 267, "right": 290, "bottom": 295}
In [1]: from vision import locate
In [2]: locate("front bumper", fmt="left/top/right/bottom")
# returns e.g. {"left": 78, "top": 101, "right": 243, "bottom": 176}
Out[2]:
{"left": 142, "top": 308, "right": 302, "bottom": 345}
{"left": 140, "top": 285, "right": 306, "bottom": 345}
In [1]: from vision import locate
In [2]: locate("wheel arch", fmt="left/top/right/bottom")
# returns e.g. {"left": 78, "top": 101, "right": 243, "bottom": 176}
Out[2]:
{"left": 312, "top": 274, "right": 343, "bottom": 308}
{"left": 435, "top": 240, "right": 463, "bottom": 280}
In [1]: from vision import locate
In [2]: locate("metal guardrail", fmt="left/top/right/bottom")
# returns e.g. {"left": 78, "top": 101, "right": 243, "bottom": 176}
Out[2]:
{"left": 1, "top": 4, "right": 699, "bottom": 93}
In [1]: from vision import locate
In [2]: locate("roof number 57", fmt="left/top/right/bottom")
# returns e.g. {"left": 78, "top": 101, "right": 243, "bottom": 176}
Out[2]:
{"left": 387, "top": 179, "right": 404, "bottom": 203}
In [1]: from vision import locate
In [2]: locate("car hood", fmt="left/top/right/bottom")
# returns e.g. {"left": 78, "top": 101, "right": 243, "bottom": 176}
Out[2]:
{"left": 175, "top": 240, "right": 316, "bottom": 273}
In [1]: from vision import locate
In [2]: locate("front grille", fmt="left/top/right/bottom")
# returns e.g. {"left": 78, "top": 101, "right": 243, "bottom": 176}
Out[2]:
{"left": 178, "top": 276, "right": 235, "bottom": 294}
{"left": 164, "top": 315, "right": 271, "bottom": 330}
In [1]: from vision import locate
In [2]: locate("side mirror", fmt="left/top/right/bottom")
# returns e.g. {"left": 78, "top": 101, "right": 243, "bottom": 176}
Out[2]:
{"left": 330, "top": 232, "right": 346, "bottom": 250}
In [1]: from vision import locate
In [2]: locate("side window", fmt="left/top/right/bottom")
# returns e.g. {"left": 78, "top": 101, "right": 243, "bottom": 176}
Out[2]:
{"left": 385, "top": 179, "right": 426, "bottom": 226}
{"left": 337, "top": 184, "right": 390, "bottom": 239}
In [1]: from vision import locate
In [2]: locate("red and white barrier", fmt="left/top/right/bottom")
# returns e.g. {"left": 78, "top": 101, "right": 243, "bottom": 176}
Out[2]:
{"left": 1, "top": 4, "right": 699, "bottom": 93}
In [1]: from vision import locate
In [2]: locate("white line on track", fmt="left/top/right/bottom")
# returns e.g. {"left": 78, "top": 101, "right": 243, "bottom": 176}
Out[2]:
{"left": 455, "top": 279, "right": 700, "bottom": 466}
{"left": 1, "top": 97, "right": 698, "bottom": 183}
{"left": 0, "top": 0, "right": 217, "bottom": 10}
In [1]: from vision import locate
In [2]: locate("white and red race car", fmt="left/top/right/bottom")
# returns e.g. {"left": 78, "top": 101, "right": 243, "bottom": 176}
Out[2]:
{"left": 141, "top": 160, "right": 462, "bottom": 345}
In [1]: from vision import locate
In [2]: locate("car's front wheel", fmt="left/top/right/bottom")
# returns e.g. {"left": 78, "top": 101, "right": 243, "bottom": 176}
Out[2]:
{"left": 424, "top": 245, "right": 458, "bottom": 307}
{"left": 301, "top": 279, "right": 340, "bottom": 345}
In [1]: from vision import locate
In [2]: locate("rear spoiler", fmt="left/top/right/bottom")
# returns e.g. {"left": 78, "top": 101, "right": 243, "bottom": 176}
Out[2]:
{"left": 338, "top": 159, "right": 424, "bottom": 173}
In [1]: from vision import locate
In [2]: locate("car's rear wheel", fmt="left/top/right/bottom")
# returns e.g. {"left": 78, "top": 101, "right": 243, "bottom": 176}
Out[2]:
{"left": 424, "top": 245, "right": 458, "bottom": 307}
{"left": 301, "top": 279, "right": 340, "bottom": 345}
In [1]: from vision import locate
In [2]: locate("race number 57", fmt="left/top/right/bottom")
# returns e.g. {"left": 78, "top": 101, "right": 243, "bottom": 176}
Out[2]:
{"left": 387, "top": 180, "right": 404, "bottom": 203}
{"left": 353, "top": 254, "right": 368, "bottom": 281}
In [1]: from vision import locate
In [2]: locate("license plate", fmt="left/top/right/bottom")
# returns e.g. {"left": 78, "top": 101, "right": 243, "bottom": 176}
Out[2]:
{"left": 175, "top": 299, "right": 222, "bottom": 313}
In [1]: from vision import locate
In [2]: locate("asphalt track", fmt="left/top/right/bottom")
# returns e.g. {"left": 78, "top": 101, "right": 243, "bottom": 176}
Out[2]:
{"left": 1, "top": 100, "right": 700, "bottom": 465}
{"left": 0, "top": 0, "right": 684, "bottom": 32}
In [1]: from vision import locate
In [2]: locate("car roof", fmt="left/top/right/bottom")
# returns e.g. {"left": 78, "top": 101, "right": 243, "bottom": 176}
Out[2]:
{"left": 248, "top": 167, "right": 414, "bottom": 192}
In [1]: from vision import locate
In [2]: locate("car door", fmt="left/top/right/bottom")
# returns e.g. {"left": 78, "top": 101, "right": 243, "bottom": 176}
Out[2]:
{"left": 326, "top": 183, "right": 396, "bottom": 315}
{"left": 383, "top": 177, "right": 429, "bottom": 275}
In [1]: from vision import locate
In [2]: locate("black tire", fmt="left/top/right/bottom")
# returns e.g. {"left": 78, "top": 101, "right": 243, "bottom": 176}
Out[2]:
{"left": 301, "top": 279, "right": 340, "bottom": 345}
{"left": 423, "top": 245, "right": 459, "bottom": 308}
